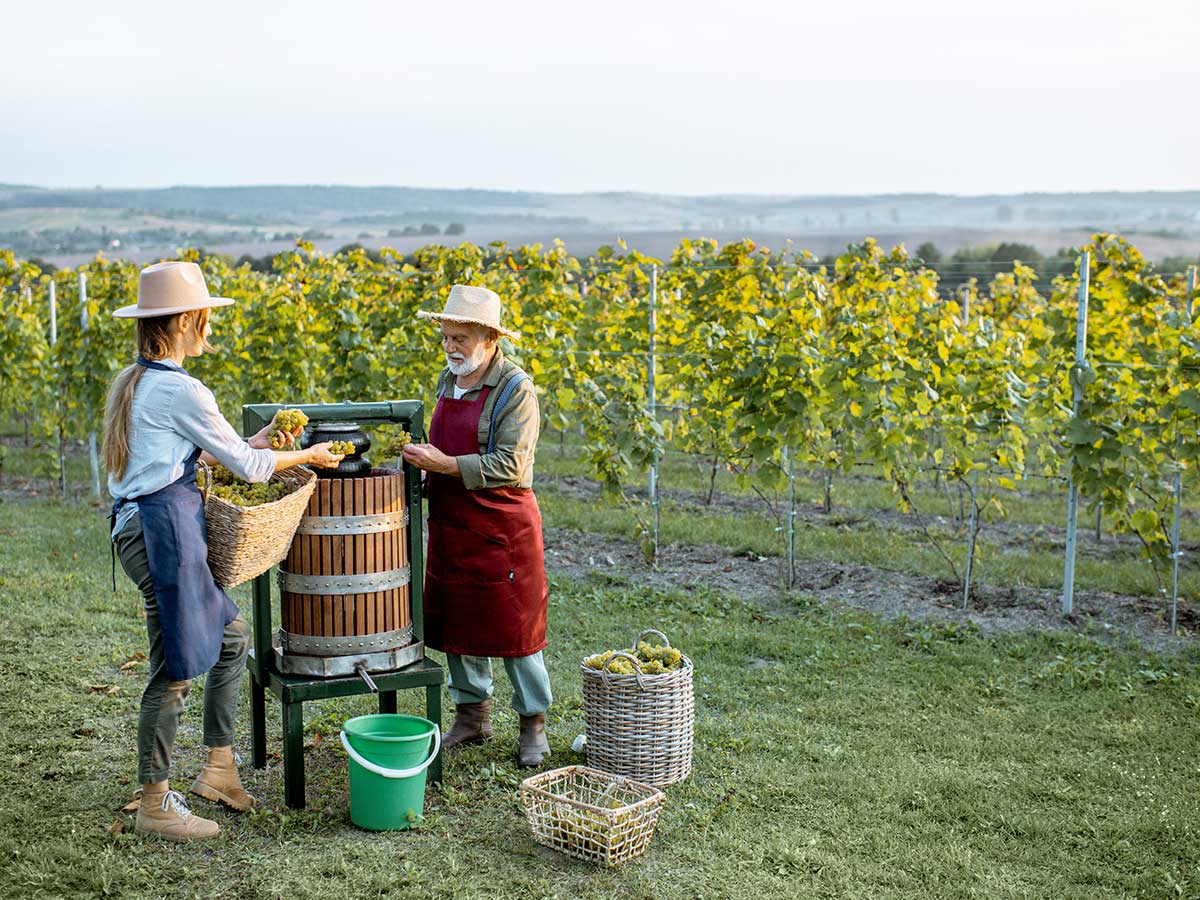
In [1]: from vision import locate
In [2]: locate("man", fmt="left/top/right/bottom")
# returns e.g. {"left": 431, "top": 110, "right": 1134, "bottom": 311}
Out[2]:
{"left": 403, "top": 284, "right": 552, "bottom": 768}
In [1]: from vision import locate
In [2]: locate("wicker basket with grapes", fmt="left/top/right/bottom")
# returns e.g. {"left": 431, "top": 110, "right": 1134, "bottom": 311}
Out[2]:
{"left": 580, "top": 629, "right": 694, "bottom": 787}
{"left": 520, "top": 765, "right": 665, "bottom": 866}
{"left": 195, "top": 461, "right": 316, "bottom": 588}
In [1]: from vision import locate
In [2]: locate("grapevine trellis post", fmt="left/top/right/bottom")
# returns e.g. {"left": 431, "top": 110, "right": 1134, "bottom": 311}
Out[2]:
{"left": 79, "top": 272, "right": 102, "bottom": 497}
{"left": 783, "top": 444, "right": 796, "bottom": 588}
{"left": 960, "top": 284, "right": 970, "bottom": 327}
{"left": 1169, "top": 264, "right": 1198, "bottom": 634}
{"left": 23, "top": 286, "right": 33, "bottom": 445}
{"left": 48, "top": 279, "right": 67, "bottom": 497}
{"left": 1062, "top": 250, "right": 1091, "bottom": 615}
{"left": 962, "top": 470, "right": 978, "bottom": 610}
{"left": 647, "top": 263, "right": 660, "bottom": 561}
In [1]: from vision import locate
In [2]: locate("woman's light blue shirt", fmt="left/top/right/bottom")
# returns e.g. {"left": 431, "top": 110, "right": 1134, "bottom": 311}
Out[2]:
{"left": 108, "top": 359, "right": 276, "bottom": 536}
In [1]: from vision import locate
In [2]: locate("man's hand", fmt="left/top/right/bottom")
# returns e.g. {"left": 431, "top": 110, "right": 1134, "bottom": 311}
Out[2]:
{"left": 402, "top": 443, "right": 460, "bottom": 477}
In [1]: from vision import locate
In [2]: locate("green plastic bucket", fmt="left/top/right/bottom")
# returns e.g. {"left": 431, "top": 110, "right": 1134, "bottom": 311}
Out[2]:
{"left": 340, "top": 714, "right": 441, "bottom": 830}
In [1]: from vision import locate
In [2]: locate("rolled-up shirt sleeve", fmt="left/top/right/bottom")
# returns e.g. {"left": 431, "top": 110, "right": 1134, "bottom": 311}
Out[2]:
{"left": 171, "top": 380, "right": 277, "bottom": 483}
{"left": 457, "top": 381, "right": 539, "bottom": 490}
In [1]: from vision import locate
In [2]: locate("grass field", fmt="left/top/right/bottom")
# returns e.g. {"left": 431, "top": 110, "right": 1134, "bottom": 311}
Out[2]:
{"left": 1, "top": 493, "right": 1198, "bottom": 900}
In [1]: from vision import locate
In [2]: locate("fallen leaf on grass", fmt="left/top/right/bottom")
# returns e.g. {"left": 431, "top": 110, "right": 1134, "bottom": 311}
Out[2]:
{"left": 119, "top": 659, "right": 143, "bottom": 672}
{"left": 108, "top": 820, "right": 124, "bottom": 836}
{"left": 74, "top": 726, "right": 95, "bottom": 737}
{"left": 120, "top": 792, "right": 142, "bottom": 814}
{"left": 87, "top": 684, "right": 120, "bottom": 696}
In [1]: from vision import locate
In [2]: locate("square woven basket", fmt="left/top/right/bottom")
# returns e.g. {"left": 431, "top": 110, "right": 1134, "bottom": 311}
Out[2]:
{"left": 519, "top": 765, "right": 665, "bottom": 866}
{"left": 199, "top": 464, "right": 317, "bottom": 589}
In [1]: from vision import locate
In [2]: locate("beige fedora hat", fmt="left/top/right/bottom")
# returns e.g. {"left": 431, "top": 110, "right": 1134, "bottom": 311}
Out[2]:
{"left": 417, "top": 284, "right": 519, "bottom": 340}
{"left": 112, "top": 261, "right": 235, "bottom": 319}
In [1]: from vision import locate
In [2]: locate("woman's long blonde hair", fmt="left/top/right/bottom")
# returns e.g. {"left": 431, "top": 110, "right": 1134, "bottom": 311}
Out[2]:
{"left": 103, "top": 309, "right": 212, "bottom": 479}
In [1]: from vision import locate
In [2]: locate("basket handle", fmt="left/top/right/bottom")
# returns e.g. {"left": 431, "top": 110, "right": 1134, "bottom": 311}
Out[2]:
{"left": 602, "top": 651, "right": 646, "bottom": 690}
{"left": 197, "top": 459, "right": 212, "bottom": 504}
{"left": 633, "top": 628, "right": 670, "bottom": 648}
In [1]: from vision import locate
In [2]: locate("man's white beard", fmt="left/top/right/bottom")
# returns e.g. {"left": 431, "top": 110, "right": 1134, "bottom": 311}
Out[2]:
{"left": 446, "top": 343, "right": 488, "bottom": 377}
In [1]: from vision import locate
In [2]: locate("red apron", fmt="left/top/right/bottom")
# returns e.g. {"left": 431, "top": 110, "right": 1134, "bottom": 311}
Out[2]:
{"left": 423, "top": 386, "right": 548, "bottom": 657}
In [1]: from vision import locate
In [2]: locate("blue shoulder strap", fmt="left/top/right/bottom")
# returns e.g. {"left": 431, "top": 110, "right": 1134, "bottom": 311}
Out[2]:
{"left": 486, "top": 373, "right": 530, "bottom": 454}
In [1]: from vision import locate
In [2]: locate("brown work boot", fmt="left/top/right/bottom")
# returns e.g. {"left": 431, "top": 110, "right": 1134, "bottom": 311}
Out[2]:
{"left": 442, "top": 700, "right": 493, "bottom": 751}
{"left": 518, "top": 714, "right": 551, "bottom": 768}
{"left": 190, "top": 746, "right": 257, "bottom": 812}
{"left": 135, "top": 786, "right": 220, "bottom": 841}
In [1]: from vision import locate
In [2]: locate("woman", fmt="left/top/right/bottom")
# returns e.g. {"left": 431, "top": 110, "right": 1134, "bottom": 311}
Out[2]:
{"left": 104, "top": 261, "right": 342, "bottom": 841}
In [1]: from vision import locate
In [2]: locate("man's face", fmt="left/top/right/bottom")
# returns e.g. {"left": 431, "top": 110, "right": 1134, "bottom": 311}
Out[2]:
{"left": 441, "top": 323, "right": 494, "bottom": 376}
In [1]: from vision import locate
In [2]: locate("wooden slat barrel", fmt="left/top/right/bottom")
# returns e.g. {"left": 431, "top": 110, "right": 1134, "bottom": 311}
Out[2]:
{"left": 278, "top": 468, "right": 411, "bottom": 657}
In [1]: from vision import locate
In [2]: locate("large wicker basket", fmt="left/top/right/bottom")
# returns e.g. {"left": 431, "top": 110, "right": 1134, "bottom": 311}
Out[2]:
{"left": 520, "top": 765, "right": 665, "bottom": 866}
{"left": 199, "top": 463, "right": 317, "bottom": 589}
{"left": 581, "top": 629, "right": 694, "bottom": 787}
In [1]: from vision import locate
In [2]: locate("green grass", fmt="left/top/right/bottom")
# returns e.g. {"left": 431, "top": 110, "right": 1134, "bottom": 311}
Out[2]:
{"left": 1, "top": 497, "right": 1198, "bottom": 899}
{"left": 536, "top": 487, "right": 1200, "bottom": 604}
{"left": 536, "top": 438, "right": 1200, "bottom": 544}
{"left": 4, "top": 432, "right": 1196, "bottom": 615}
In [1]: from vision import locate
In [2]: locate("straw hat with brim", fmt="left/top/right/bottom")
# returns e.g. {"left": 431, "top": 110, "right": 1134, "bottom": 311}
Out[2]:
{"left": 417, "top": 284, "right": 519, "bottom": 340}
{"left": 112, "top": 261, "right": 235, "bottom": 318}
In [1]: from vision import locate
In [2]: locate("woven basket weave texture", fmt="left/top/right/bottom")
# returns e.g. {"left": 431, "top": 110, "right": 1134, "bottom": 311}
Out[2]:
{"left": 581, "top": 629, "right": 694, "bottom": 787}
{"left": 201, "top": 465, "right": 317, "bottom": 588}
{"left": 520, "top": 765, "right": 665, "bottom": 866}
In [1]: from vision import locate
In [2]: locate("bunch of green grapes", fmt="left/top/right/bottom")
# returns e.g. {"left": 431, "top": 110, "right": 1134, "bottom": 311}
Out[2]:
{"left": 327, "top": 440, "right": 355, "bottom": 455}
{"left": 635, "top": 641, "right": 683, "bottom": 669}
{"left": 584, "top": 641, "right": 684, "bottom": 674}
{"left": 548, "top": 807, "right": 611, "bottom": 853}
{"left": 198, "top": 465, "right": 292, "bottom": 507}
{"left": 374, "top": 426, "right": 413, "bottom": 459}
{"left": 270, "top": 409, "right": 309, "bottom": 448}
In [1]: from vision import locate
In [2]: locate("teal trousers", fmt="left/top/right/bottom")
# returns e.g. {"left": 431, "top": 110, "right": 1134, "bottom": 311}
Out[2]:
{"left": 445, "top": 651, "right": 552, "bottom": 716}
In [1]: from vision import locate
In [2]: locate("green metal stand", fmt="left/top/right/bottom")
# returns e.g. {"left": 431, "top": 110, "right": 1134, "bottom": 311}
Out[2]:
{"left": 242, "top": 400, "right": 443, "bottom": 810}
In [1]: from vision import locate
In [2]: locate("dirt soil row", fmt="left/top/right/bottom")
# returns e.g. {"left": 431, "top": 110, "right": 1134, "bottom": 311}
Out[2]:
{"left": 538, "top": 472, "right": 1199, "bottom": 565}
{"left": 541, "top": 525, "right": 1197, "bottom": 655}
{"left": 4, "top": 469, "right": 1193, "bottom": 654}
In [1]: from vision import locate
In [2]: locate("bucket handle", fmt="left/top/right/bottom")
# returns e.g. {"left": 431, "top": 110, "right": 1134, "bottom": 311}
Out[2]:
{"left": 339, "top": 726, "right": 441, "bottom": 780}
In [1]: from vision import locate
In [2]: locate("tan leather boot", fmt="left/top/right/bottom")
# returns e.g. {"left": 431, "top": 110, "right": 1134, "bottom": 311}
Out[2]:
{"left": 518, "top": 714, "right": 551, "bottom": 768}
{"left": 190, "top": 746, "right": 257, "bottom": 812}
{"left": 135, "top": 786, "right": 220, "bottom": 841}
{"left": 442, "top": 700, "right": 493, "bottom": 751}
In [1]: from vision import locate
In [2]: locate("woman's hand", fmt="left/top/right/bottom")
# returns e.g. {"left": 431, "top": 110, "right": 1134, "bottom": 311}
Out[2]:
{"left": 306, "top": 441, "right": 345, "bottom": 469}
{"left": 249, "top": 411, "right": 304, "bottom": 450}
{"left": 402, "top": 443, "right": 460, "bottom": 476}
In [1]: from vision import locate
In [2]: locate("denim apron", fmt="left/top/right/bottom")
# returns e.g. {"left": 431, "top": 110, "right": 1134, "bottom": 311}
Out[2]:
{"left": 110, "top": 357, "right": 239, "bottom": 682}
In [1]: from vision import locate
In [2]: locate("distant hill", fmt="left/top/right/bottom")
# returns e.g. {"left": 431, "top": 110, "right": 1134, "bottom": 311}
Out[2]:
{"left": 1, "top": 183, "right": 1197, "bottom": 264}
{"left": 2, "top": 183, "right": 1198, "bottom": 231}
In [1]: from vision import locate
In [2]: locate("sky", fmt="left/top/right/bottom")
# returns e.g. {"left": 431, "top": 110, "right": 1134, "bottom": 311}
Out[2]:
{"left": 4, "top": 0, "right": 1199, "bottom": 196}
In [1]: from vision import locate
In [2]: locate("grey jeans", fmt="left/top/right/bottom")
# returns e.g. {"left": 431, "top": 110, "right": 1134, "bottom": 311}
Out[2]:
{"left": 114, "top": 513, "right": 250, "bottom": 784}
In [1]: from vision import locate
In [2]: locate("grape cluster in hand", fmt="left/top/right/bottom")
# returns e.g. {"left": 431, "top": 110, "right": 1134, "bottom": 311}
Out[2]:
{"left": 270, "top": 409, "right": 309, "bottom": 448}
{"left": 374, "top": 426, "right": 413, "bottom": 458}
{"left": 327, "top": 440, "right": 355, "bottom": 455}
{"left": 199, "top": 464, "right": 292, "bottom": 507}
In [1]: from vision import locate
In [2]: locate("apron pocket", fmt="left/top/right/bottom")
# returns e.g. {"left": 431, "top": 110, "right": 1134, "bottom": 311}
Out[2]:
{"left": 167, "top": 501, "right": 211, "bottom": 566}
{"left": 428, "top": 521, "right": 511, "bottom": 585}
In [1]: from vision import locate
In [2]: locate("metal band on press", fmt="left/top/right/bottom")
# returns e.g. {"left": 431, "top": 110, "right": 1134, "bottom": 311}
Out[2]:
{"left": 278, "top": 626, "right": 414, "bottom": 657}
{"left": 278, "top": 566, "right": 411, "bottom": 596}
{"left": 295, "top": 509, "right": 408, "bottom": 536}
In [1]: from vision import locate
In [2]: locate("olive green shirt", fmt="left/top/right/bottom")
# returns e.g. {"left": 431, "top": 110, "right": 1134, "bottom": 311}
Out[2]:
{"left": 434, "top": 349, "right": 539, "bottom": 490}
